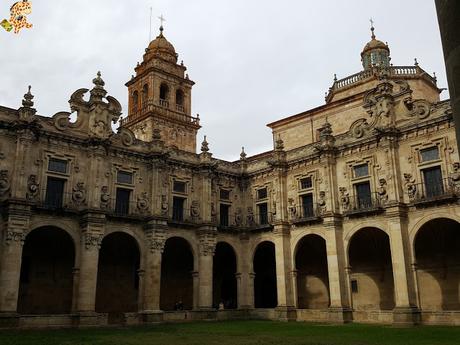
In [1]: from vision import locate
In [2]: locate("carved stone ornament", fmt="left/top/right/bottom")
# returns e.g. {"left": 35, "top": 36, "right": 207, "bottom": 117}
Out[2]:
{"left": 136, "top": 192, "right": 149, "bottom": 213}
{"left": 117, "top": 127, "right": 136, "bottom": 147}
{"left": 100, "top": 186, "right": 110, "bottom": 209}
{"left": 4, "top": 230, "right": 25, "bottom": 246}
{"left": 199, "top": 231, "right": 217, "bottom": 256}
{"left": 246, "top": 206, "right": 254, "bottom": 226}
{"left": 377, "top": 178, "right": 388, "bottom": 204}
{"left": 235, "top": 207, "right": 243, "bottom": 226}
{"left": 450, "top": 163, "right": 460, "bottom": 193}
{"left": 403, "top": 173, "right": 417, "bottom": 201}
{"left": 161, "top": 195, "right": 169, "bottom": 216}
{"left": 191, "top": 200, "right": 200, "bottom": 219}
{"left": 403, "top": 98, "right": 431, "bottom": 120}
{"left": 147, "top": 229, "right": 166, "bottom": 253}
{"left": 0, "top": 170, "right": 11, "bottom": 197}
{"left": 287, "top": 198, "right": 297, "bottom": 220}
{"left": 339, "top": 187, "right": 350, "bottom": 211}
{"left": 318, "top": 191, "right": 327, "bottom": 215}
{"left": 26, "top": 174, "right": 39, "bottom": 201}
{"left": 84, "top": 233, "right": 103, "bottom": 250}
{"left": 72, "top": 182, "right": 86, "bottom": 205}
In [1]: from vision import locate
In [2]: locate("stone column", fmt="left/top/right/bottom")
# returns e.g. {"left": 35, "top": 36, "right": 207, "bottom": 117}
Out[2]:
{"left": 197, "top": 227, "right": 216, "bottom": 311}
{"left": 75, "top": 212, "right": 105, "bottom": 326}
{"left": 324, "top": 216, "right": 352, "bottom": 323}
{"left": 192, "top": 271, "right": 199, "bottom": 310}
{"left": 273, "top": 222, "right": 296, "bottom": 321}
{"left": 237, "top": 232, "right": 253, "bottom": 309}
{"left": 0, "top": 203, "right": 30, "bottom": 327}
{"left": 386, "top": 207, "right": 420, "bottom": 325}
{"left": 140, "top": 220, "right": 166, "bottom": 322}
{"left": 290, "top": 270, "right": 298, "bottom": 309}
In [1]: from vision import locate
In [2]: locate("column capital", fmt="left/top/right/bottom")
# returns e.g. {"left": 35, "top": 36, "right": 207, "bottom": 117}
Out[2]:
{"left": 83, "top": 232, "right": 103, "bottom": 251}
{"left": 197, "top": 227, "right": 217, "bottom": 256}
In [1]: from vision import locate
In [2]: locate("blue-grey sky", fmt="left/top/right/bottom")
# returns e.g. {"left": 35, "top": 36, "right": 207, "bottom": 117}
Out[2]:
{"left": 0, "top": 0, "right": 446, "bottom": 160}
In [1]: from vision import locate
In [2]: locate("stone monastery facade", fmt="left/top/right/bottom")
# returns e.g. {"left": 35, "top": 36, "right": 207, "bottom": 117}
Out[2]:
{"left": 0, "top": 25, "right": 459, "bottom": 328}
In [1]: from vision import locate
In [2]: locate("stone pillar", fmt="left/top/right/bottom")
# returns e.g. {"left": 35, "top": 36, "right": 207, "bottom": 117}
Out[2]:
{"left": 0, "top": 203, "right": 30, "bottom": 327}
{"left": 75, "top": 212, "right": 105, "bottom": 326}
{"left": 273, "top": 222, "right": 296, "bottom": 321}
{"left": 192, "top": 271, "right": 199, "bottom": 310}
{"left": 140, "top": 220, "right": 166, "bottom": 323}
{"left": 290, "top": 270, "right": 298, "bottom": 309}
{"left": 324, "top": 216, "right": 352, "bottom": 323}
{"left": 436, "top": 0, "right": 460, "bottom": 153}
{"left": 237, "top": 232, "right": 253, "bottom": 309}
{"left": 386, "top": 207, "right": 420, "bottom": 325}
{"left": 197, "top": 228, "right": 216, "bottom": 310}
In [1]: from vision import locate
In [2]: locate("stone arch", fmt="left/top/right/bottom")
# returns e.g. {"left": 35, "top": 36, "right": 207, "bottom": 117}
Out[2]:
{"left": 409, "top": 213, "right": 460, "bottom": 247}
{"left": 103, "top": 227, "right": 145, "bottom": 265}
{"left": 160, "top": 236, "right": 195, "bottom": 311}
{"left": 253, "top": 240, "right": 277, "bottom": 308}
{"left": 344, "top": 221, "right": 389, "bottom": 255}
{"left": 294, "top": 234, "right": 330, "bottom": 309}
{"left": 95, "top": 231, "right": 141, "bottom": 314}
{"left": 413, "top": 218, "right": 460, "bottom": 311}
{"left": 213, "top": 241, "right": 238, "bottom": 309}
{"left": 18, "top": 226, "right": 76, "bottom": 314}
{"left": 347, "top": 227, "right": 395, "bottom": 311}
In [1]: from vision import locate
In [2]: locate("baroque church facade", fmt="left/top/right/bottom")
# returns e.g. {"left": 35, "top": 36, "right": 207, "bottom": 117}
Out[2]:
{"left": 0, "top": 25, "right": 459, "bottom": 328}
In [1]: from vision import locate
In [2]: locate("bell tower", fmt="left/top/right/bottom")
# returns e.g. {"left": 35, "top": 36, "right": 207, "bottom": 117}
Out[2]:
{"left": 122, "top": 25, "right": 200, "bottom": 153}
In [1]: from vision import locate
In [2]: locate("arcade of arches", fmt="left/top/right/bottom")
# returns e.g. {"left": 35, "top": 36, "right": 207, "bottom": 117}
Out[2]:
{"left": 1, "top": 217, "right": 459, "bottom": 326}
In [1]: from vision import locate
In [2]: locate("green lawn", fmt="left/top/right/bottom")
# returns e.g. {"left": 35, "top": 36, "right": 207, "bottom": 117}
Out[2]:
{"left": 0, "top": 320, "right": 459, "bottom": 345}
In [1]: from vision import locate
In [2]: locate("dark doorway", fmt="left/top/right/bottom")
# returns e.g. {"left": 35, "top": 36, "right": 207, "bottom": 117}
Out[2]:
{"left": 253, "top": 241, "right": 277, "bottom": 308}
{"left": 213, "top": 242, "right": 237, "bottom": 309}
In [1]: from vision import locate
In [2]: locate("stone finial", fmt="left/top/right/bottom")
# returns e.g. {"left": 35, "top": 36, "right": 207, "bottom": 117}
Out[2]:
{"left": 275, "top": 135, "right": 284, "bottom": 151}
{"left": 201, "top": 135, "right": 209, "bottom": 153}
{"left": 22, "top": 85, "right": 34, "bottom": 108}
{"left": 90, "top": 71, "right": 107, "bottom": 101}
{"left": 320, "top": 118, "right": 333, "bottom": 138}
{"left": 414, "top": 58, "right": 419, "bottom": 67}
{"left": 240, "top": 147, "right": 247, "bottom": 160}
{"left": 333, "top": 74, "right": 337, "bottom": 82}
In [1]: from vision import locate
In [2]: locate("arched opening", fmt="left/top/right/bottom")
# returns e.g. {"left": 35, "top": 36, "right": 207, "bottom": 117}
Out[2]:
{"left": 160, "top": 237, "right": 194, "bottom": 311}
{"left": 18, "top": 227, "right": 75, "bottom": 314}
{"left": 295, "top": 234, "right": 330, "bottom": 309}
{"left": 142, "top": 84, "right": 149, "bottom": 107}
{"left": 175, "top": 89, "right": 184, "bottom": 110}
{"left": 132, "top": 91, "right": 139, "bottom": 113}
{"left": 95, "top": 232, "right": 140, "bottom": 314}
{"left": 415, "top": 218, "right": 460, "bottom": 311}
{"left": 348, "top": 227, "right": 395, "bottom": 311}
{"left": 159, "top": 83, "right": 169, "bottom": 101}
{"left": 213, "top": 242, "right": 237, "bottom": 309}
{"left": 253, "top": 241, "right": 277, "bottom": 308}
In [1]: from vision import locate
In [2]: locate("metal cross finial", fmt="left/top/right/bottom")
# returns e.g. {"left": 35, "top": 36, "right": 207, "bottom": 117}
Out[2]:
{"left": 158, "top": 14, "right": 166, "bottom": 28}
{"left": 370, "top": 18, "right": 374, "bottom": 27}
{"left": 369, "top": 18, "right": 376, "bottom": 39}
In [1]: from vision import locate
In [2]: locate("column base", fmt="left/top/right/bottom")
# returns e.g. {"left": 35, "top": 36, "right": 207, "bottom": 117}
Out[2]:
{"left": 275, "top": 306, "right": 297, "bottom": 321}
{"left": 392, "top": 306, "right": 420, "bottom": 327}
{"left": 139, "top": 310, "right": 164, "bottom": 323}
{"left": 73, "top": 311, "right": 99, "bottom": 327}
{"left": 0, "top": 313, "right": 19, "bottom": 328}
{"left": 328, "top": 307, "right": 353, "bottom": 324}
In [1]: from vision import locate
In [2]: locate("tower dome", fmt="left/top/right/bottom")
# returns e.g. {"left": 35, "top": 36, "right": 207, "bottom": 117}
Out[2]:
{"left": 361, "top": 25, "right": 390, "bottom": 70}
{"left": 144, "top": 26, "right": 178, "bottom": 63}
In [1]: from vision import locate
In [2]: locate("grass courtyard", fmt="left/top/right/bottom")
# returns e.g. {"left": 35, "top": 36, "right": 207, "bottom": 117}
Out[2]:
{"left": 0, "top": 320, "right": 459, "bottom": 345}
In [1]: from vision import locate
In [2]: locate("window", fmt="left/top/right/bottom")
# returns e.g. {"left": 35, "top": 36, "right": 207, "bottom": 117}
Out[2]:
{"left": 115, "top": 188, "right": 131, "bottom": 215}
{"left": 300, "top": 177, "right": 312, "bottom": 190}
{"left": 257, "top": 187, "right": 267, "bottom": 200}
{"left": 220, "top": 189, "right": 230, "bottom": 200}
{"left": 160, "top": 83, "right": 169, "bottom": 100}
{"left": 45, "top": 177, "right": 65, "bottom": 208}
{"left": 355, "top": 181, "right": 372, "bottom": 209}
{"left": 176, "top": 89, "right": 184, "bottom": 106}
{"left": 220, "top": 204, "right": 230, "bottom": 227}
{"left": 173, "top": 181, "right": 186, "bottom": 194}
{"left": 257, "top": 203, "right": 268, "bottom": 225}
{"left": 48, "top": 158, "right": 67, "bottom": 174}
{"left": 354, "top": 164, "right": 369, "bottom": 178}
{"left": 351, "top": 280, "right": 358, "bottom": 293}
{"left": 132, "top": 91, "right": 139, "bottom": 112}
{"left": 422, "top": 166, "right": 443, "bottom": 198}
{"left": 142, "top": 84, "right": 149, "bottom": 106}
{"left": 301, "top": 194, "right": 314, "bottom": 218}
{"left": 420, "top": 147, "right": 439, "bottom": 162}
{"left": 117, "top": 171, "right": 133, "bottom": 184}
{"left": 172, "top": 197, "right": 185, "bottom": 221}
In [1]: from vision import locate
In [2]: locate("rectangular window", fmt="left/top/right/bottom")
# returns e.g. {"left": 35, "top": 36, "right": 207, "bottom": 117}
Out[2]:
{"left": 351, "top": 280, "right": 358, "bottom": 293}
{"left": 45, "top": 177, "right": 65, "bottom": 208}
{"left": 257, "top": 203, "right": 268, "bottom": 225}
{"left": 220, "top": 189, "right": 230, "bottom": 200}
{"left": 48, "top": 158, "right": 68, "bottom": 174}
{"left": 423, "top": 166, "right": 443, "bottom": 198}
{"left": 172, "top": 196, "right": 185, "bottom": 221}
{"left": 355, "top": 181, "right": 372, "bottom": 209}
{"left": 173, "top": 181, "right": 186, "bottom": 194}
{"left": 257, "top": 187, "right": 267, "bottom": 200}
{"left": 117, "top": 171, "right": 133, "bottom": 184}
{"left": 219, "top": 204, "right": 230, "bottom": 227}
{"left": 301, "top": 193, "right": 314, "bottom": 218}
{"left": 115, "top": 188, "right": 131, "bottom": 215}
{"left": 420, "top": 147, "right": 439, "bottom": 162}
{"left": 354, "top": 164, "right": 369, "bottom": 178}
{"left": 300, "top": 177, "right": 312, "bottom": 190}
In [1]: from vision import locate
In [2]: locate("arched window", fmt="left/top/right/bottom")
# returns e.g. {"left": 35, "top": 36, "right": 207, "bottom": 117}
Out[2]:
{"left": 132, "top": 91, "right": 139, "bottom": 113}
{"left": 176, "top": 89, "right": 184, "bottom": 110}
{"left": 159, "top": 84, "right": 169, "bottom": 108}
{"left": 142, "top": 84, "right": 149, "bottom": 108}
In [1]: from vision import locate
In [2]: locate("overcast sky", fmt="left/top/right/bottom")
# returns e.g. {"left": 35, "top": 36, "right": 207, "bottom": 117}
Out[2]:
{"left": 0, "top": 0, "right": 447, "bottom": 161}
